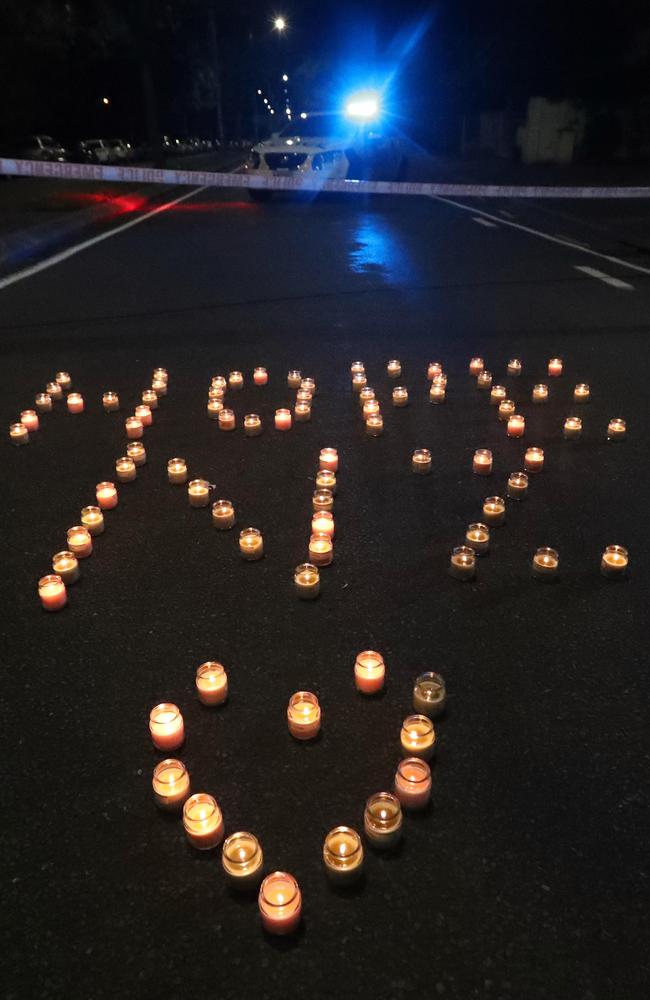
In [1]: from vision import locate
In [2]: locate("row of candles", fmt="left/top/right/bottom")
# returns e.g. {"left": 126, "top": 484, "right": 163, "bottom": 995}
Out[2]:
{"left": 148, "top": 655, "right": 447, "bottom": 934}
{"left": 205, "top": 368, "right": 318, "bottom": 434}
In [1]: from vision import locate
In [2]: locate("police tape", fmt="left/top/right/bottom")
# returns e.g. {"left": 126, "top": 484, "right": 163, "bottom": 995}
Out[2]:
{"left": 2, "top": 156, "right": 650, "bottom": 199}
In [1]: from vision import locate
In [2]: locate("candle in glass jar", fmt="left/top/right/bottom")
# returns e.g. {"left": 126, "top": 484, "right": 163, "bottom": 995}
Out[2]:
{"left": 301, "top": 377, "right": 316, "bottom": 396}
{"left": 115, "top": 456, "right": 136, "bottom": 482}
{"left": 294, "top": 562, "right": 320, "bottom": 599}
{"left": 394, "top": 758, "right": 432, "bottom": 810}
{"left": 35, "top": 393, "right": 52, "bottom": 413}
{"left": 392, "top": 386, "right": 409, "bottom": 407}
{"left": 477, "top": 370, "right": 492, "bottom": 390}
{"left": 222, "top": 832, "right": 264, "bottom": 889}
{"left": 275, "top": 408, "right": 292, "bottom": 431}
{"left": 363, "top": 792, "right": 403, "bottom": 849}
{"left": 483, "top": 496, "right": 506, "bottom": 525}
{"left": 366, "top": 414, "right": 383, "bottom": 436}
{"left": 319, "top": 448, "right": 338, "bottom": 472}
{"left": 287, "top": 691, "right": 321, "bottom": 740}
{"left": 207, "top": 399, "right": 224, "bottom": 420}
{"left": 309, "top": 532, "right": 333, "bottom": 566}
{"left": 563, "top": 416, "right": 582, "bottom": 440}
{"left": 259, "top": 872, "right": 302, "bottom": 935}
{"left": 244, "top": 413, "right": 262, "bottom": 436}
{"left": 607, "top": 418, "right": 626, "bottom": 441}
{"left": 102, "top": 391, "right": 120, "bottom": 412}
{"left": 211, "top": 375, "right": 227, "bottom": 390}
{"left": 450, "top": 545, "right": 476, "bottom": 580}
{"left": 548, "top": 357, "right": 563, "bottom": 377}
{"left": 574, "top": 383, "right": 590, "bottom": 403}
{"left": 239, "top": 527, "right": 263, "bottom": 560}
{"left": 490, "top": 385, "right": 506, "bottom": 405}
{"left": 167, "top": 457, "right": 187, "bottom": 484}
{"left": 532, "top": 383, "right": 549, "bottom": 403}
{"left": 55, "top": 371, "right": 72, "bottom": 390}
{"left": 362, "top": 399, "right": 380, "bottom": 419}
{"left": 359, "top": 387, "right": 375, "bottom": 406}
{"left": 46, "top": 381, "right": 63, "bottom": 401}
{"left": 466, "top": 522, "right": 490, "bottom": 554}
{"left": 229, "top": 371, "right": 244, "bottom": 390}
{"left": 81, "top": 505, "right": 104, "bottom": 536}
{"left": 52, "top": 551, "right": 79, "bottom": 584}
{"left": 312, "top": 510, "right": 334, "bottom": 538}
{"left": 507, "top": 471, "right": 529, "bottom": 499}
{"left": 9, "top": 422, "right": 29, "bottom": 445}
{"left": 183, "top": 793, "right": 224, "bottom": 850}
{"left": 498, "top": 399, "right": 515, "bottom": 421}
{"left": 188, "top": 479, "right": 211, "bottom": 508}
{"left": 287, "top": 370, "right": 302, "bottom": 389}
{"left": 253, "top": 366, "right": 268, "bottom": 386}
{"left": 400, "top": 714, "right": 435, "bottom": 760}
{"left": 413, "top": 671, "right": 446, "bottom": 717}
{"left": 387, "top": 359, "right": 402, "bottom": 378}
{"left": 473, "top": 448, "right": 493, "bottom": 475}
{"left": 142, "top": 389, "right": 158, "bottom": 409}
{"left": 524, "top": 447, "right": 544, "bottom": 472}
{"left": 507, "top": 358, "right": 522, "bottom": 377}
{"left": 296, "top": 389, "right": 313, "bottom": 405}
{"left": 149, "top": 703, "right": 184, "bottom": 751}
{"left": 212, "top": 499, "right": 235, "bottom": 529}
{"left": 20, "top": 410, "right": 39, "bottom": 432}
{"left": 315, "top": 469, "right": 337, "bottom": 493}
{"left": 313, "top": 488, "right": 334, "bottom": 512}
{"left": 127, "top": 442, "right": 146, "bottom": 466}
{"left": 507, "top": 414, "right": 525, "bottom": 438}
{"left": 195, "top": 661, "right": 228, "bottom": 706}
{"left": 152, "top": 759, "right": 190, "bottom": 811}
{"left": 67, "top": 392, "right": 84, "bottom": 414}
{"left": 600, "top": 544, "right": 628, "bottom": 578}
{"left": 66, "top": 526, "right": 93, "bottom": 557}
{"left": 134, "top": 404, "right": 152, "bottom": 427}
{"left": 352, "top": 372, "right": 367, "bottom": 392}
{"left": 427, "top": 361, "right": 443, "bottom": 380}
{"left": 412, "top": 448, "right": 432, "bottom": 474}
{"left": 323, "top": 827, "right": 364, "bottom": 884}
{"left": 429, "top": 382, "right": 446, "bottom": 404}
{"left": 532, "top": 547, "right": 559, "bottom": 579}
{"left": 350, "top": 361, "right": 365, "bottom": 375}
{"left": 294, "top": 402, "right": 311, "bottom": 422}
{"left": 152, "top": 367, "right": 168, "bottom": 384}
{"left": 354, "top": 650, "right": 385, "bottom": 694}
{"left": 469, "top": 357, "right": 484, "bottom": 376}
{"left": 208, "top": 382, "right": 224, "bottom": 400}
{"left": 219, "top": 409, "right": 235, "bottom": 431}
{"left": 125, "top": 416, "right": 143, "bottom": 439}
{"left": 38, "top": 574, "right": 67, "bottom": 611}
{"left": 152, "top": 378, "right": 167, "bottom": 397}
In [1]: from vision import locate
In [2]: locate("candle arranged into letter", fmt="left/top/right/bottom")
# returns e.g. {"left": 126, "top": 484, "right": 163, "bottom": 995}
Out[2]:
{"left": 38, "top": 574, "right": 67, "bottom": 611}
{"left": 323, "top": 827, "right": 364, "bottom": 884}
{"left": 400, "top": 714, "right": 436, "bottom": 760}
{"left": 188, "top": 479, "right": 211, "bottom": 508}
{"left": 354, "top": 650, "right": 385, "bottom": 694}
{"left": 212, "top": 499, "right": 235, "bottom": 530}
{"left": 66, "top": 526, "right": 93, "bottom": 558}
{"left": 239, "top": 527, "right": 264, "bottom": 560}
{"left": 507, "top": 471, "right": 529, "bottom": 500}
{"left": 183, "top": 793, "right": 224, "bottom": 850}
{"left": 20, "top": 410, "right": 39, "bottom": 432}
{"left": 600, "top": 544, "right": 628, "bottom": 578}
{"left": 127, "top": 442, "right": 146, "bottom": 466}
{"left": 66, "top": 392, "right": 84, "bottom": 414}
{"left": 532, "top": 383, "right": 549, "bottom": 403}
{"left": 287, "top": 691, "right": 321, "bottom": 740}
{"left": 152, "top": 759, "right": 190, "bottom": 811}
{"left": 195, "top": 661, "right": 228, "bottom": 706}
{"left": 167, "top": 458, "right": 187, "bottom": 484}
{"left": 80, "top": 506, "right": 104, "bottom": 537}
{"left": 258, "top": 872, "right": 302, "bottom": 935}
{"left": 607, "top": 418, "right": 626, "bottom": 441}
{"left": 294, "top": 563, "right": 320, "bottom": 599}
{"left": 9, "top": 423, "right": 29, "bottom": 445}
{"left": 244, "top": 414, "right": 262, "bottom": 436}
{"left": 35, "top": 393, "right": 52, "bottom": 413}
{"left": 222, "top": 832, "right": 264, "bottom": 889}
{"left": 548, "top": 357, "right": 563, "bottom": 377}
{"left": 387, "top": 359, "right": 402, "bottom": 378}
{"left": 149, "top": 703, "right": 184, "bottom": 750}
{"left": 275, "top": 408, "right": 292, "bottom": 431}
{"left": 96, "top": 482, "right": 118, "bottom": 509}
{"left": 466, "top": 522, "right": 490, "bottom": 554}
{"left": 115, "top": 456, "right": 136, "bottom": 482}
{"left": 450, "top": 545, "right": 476, "bottom": 580}
{"left": 507, "top": 414, "right": 525, "bottom": 438}
{"left": 392, "top": 386, "right": 409, "bottom": 407}
{"left": 532, "top": 547, "right": 559, "bottom": 579}
{"left": 253, "top": 366, "right": 268, "bottom": 386}
{"left": 482, "top": 496, "right": 506, "bottom": 525}
{"left": 563, "top": 416, "right": 582, "bottom": 440}
{"left": 413, "top": 671, "right": 446, "bottom": 717}
{"left": 364, "top": 792, "right": 403, "bottom": 849}
{"left": 412, "top": 449, "right": 432, "bottom": 474}
{"left": 52, "top": 551, "right": 79, "bottom": 584}
{"left": 473, "top": 449, "right": 493, "bottom": 476}
{"left": 394, "top": 758, "right": 432, "bottom": 810}
{"left": 125, "top": 416, "right": 143, "bottom": 439}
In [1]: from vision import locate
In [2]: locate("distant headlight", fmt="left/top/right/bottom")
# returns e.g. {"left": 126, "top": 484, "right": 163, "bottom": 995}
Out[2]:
{"left": 249, "top": 151, "right": 261, "bottom": 169}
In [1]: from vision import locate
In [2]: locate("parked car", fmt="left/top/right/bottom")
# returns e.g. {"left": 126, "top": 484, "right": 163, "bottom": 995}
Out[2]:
{"left": 106, "top": 139, "right": 134, "bottom": 162}
{"left": 12, "top": 135, "right": 68, "bottom": 162}
{"left": 77, "top": 139, "right": 113, "bottom": 164}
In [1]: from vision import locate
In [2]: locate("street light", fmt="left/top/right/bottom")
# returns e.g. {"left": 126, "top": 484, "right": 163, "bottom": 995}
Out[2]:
{"left": 257, "top": 89, "right": 262, "bottom": 95}
{"left": 282, "top": 74, "right": 288, "bottom": 82}
{"left": 344, "top": 91, "right": 381, "bottom": 123}
{"left": 273, "top": 16, "right": 286, "bottom": 32}
{"left": 101, "top": 97, "right": 110, "bottom": 106}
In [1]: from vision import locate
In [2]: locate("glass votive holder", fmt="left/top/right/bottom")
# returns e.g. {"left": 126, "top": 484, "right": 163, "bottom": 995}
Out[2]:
{"left": 67, "top": 392, "right": 84, "bottom": 414}
{"left": 507, "top": 414, "right": 525, "bottom": 438}
{"left": 394, "top": 758, "right": 432, "bottom": 810}
{"left": 323, "top": 827, "right": 364, "bottom": 885}
{"left": 350, "top": 361, "right": 365, "bottom": 375}
{"left": 149, "top": 703, "right": 185, "bottom": 751}
{"left": 466, "top": 522, "right": 490, "bottom": 554}
{"left": 115, "top": 456, "right": 136, "bottom": 482}
{"left": 81, "top": 505, "right": 104, "bottom": 537}
{"left": 316, "top": 469, "right": 337, "bottom": 493}
{"left": 434, "top": 372, "right": 448, "bottom": 388}
{"left": 507, "top": 471, "right": 529, "bottom": 499}
{"left": 152, "top": 367, "right": 168, "bottom": 384}
{"left": 477, "top": 370, "right": 492, "bottom": 390}
{"left": 296, "top": 388, "right": 313, "bottom": 404}
{"left": 362, "top": 399, "right": 380, "bottom": 419}
{"left": 387, "top": 359, "right": 401, "bottom": 378}
{"left": 212, "top": 499, "right": 235, "bottom": 529}
{"left": 207, "top": 399, "right": 224, "bottom": 420}
{"left": 125, "top": 416, "right": 143, "bottom": 439}
{"left": 183, "top": 793, "right": 224, "bottom": 850}
{"left": 102, "top": 391, "right": 120, "bottom": 412}
{"left": 483, "top": 496, "right": 506, "bottom": 526}
{"left": 142, "top": 388, "right": 158, "bottom": 409}
{"left": 294, "top": 402, "right": 311, "bottom": 422}
{"left": 134, "top": 404, "right": 152, "bottom": 427}
{"left": 244, "top": 413, "right": 262, "bottom": 436}
{"left": 229, "top": 371, "right": 244, "bottom": 390}
{"left": 574, "top": 383, "right": 590, "bottom": 403}
{"left": 35, "top": 392, "right": 52, "bottom": 413}
{"left": 312, "top": 510, "right": 334, "bottom": 538}
{"left": 52, "top": 550, "right": 79, "bottom": 584}
{"left": 20, "top": 410, "right": 39, "bottom": 432}
{"left": 548, "top": 357, "right": 563, "bottom": 377}
{"left": 9, "top": 423, "right": 29, "bottom": 445}
{"left": 352, "top": 372, "right": 367, "bottom": 392}
{"left": 450, "top": 545, "right": 476, "bottom": 580}
{"left": 195, "top": 661, "right": 228, "bottom": 706}
{"left": 600, "top": 544, "right": 628, "bottom": 578}
{"left": 211, "top": 375, "right": 226, "bottom": 391}
{"left": 532, "top": 383, "right": 549, "bottom": 404}
{"left": 167, "top": 457, "right": 187, "bottom": 484}
{"left": 309, "top": 532, "right": 333, "bottom": 566}
{"left": 301, "top": 377, "right": 316, "bottom": 395}
{"left": 532, "top": 547, "right": 559, "bottom": 580}
{"left": 366, "top": 414, "right": 384, "bottom": 436}
{"left": 275, "top": 408, "right": 292, "bottom": 431}
{"left": 239, "top": 527, "right": 264, "bottom": 560}
{"left": 46, "top": 380, "right": 63, "bottom": 401}
{"left": 67, "top": 525, "right": 93, "bottom": 558}
{"left": 152, "top": 378, "right": 167, "bottom": 396}
{"left": 287, "top": 369, "right": 302, "bottom": 389}
{"left": 413, "top": 671, "right": 446, "bottom": 717}
{"left": 507, "top": 358, "right": 522, "bottom": 377}
{"left": 38, "top": 573, "right": 67, "bottom": 611}
{"left": 400, "top": 713, "right": 436, "bottom": 760}
{"left": 427, "top": 361, "right": 443, "bottom": 380}
{"left": 125, "top": 441, "right": 145, "bottom": 467}
{"left": 313, "top": 488, "right": 334, "bottom": 511}
{"left": 563, "top": 416, "right": 582, "bottom": 440}
{"left": 392, "top": 386, "right": 409, "bottom": 407}
{"left": 259, "top": 872, "right": 302, "bottom": 935}
{"left": 152, "top": 759, "right": 190, "bottom": 811}
{"left": 222, "top": 832, "right": 264, "bottom": 889}
{"left": 473, "top": 448, "right": 493, "bottom": 475}
{"left": 287, "top": 691, "right": 321, "bottom": 740}
{"left": 469, "top": 357, "right": 484, "bottom": 376}
{"left": 490, "top": 385, "right": 506, "bottom": 405}
{"left": 55, "top": 371, "right": 72, "bottom": 389}
{"left": 412, "top": 448, "right": 432, "bottom": 474}
{"left": 354, "top": 650, "right": 385, "bottom": 694}
{"left": 363, "top": 792, "right": 403, "bottom": 849}
{"left": 429, "top": 383, "right": 446, "bottom": 404}
{"left": 294, "top": 562, "right": 320, "bottom": 599}
{"left": 607, "top": 418, "right": 626, "bottom": 441}
{"left": 524, "top": 446, "right": 544, "bottom": 472}
{"left": 209, "top": 386, "right": 225, "bottom": 402}
{"left": 188, "top": 479, "right": 212, "bottom": 508}
{"left": 498, "top": 398, "right": 515, "bottom": 421}
{"left": 253, "top": 366, "right": 268, "bottom": 386}
{"left": 219, "top": 409, "right": 236, "bottom": 431}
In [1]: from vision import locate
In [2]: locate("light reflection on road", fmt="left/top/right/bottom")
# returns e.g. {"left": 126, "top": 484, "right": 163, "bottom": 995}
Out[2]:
{"left": 348, "top": 211, "right": 415, "bottom": 286}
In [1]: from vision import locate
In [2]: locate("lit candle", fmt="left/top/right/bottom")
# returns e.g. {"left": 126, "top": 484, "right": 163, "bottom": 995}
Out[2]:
{"left": 9, "top": 423, "right": 29, "bottom": 446}
{"left": 294, "top": 402, "right": 311, "bottom": 422}
{"left": 52, "top": 550, "right": 79, "bottom": 584}
{"left": 400, "top": 713, "right": 435, "bottom": 760}
{"left": 125, "top": 416, "right": 143, "bottom": 439}
{"left": 363, "top": 792, "right": 403, "bottom": 849}
{"left": 294, "top": 562, "right": 320, "bottom": 599}
{"left": 548, "top": 357, "right": 563, "bottom": 377}
{"left": 126, "top": 441, "right": 146, "bottom": 466}
{"left": 507, "top": 414, "right": 525, "bottom": 438}
{"left": 183, "top": 793, "right": 224, "bottom": 850}
{"left": 134, "top": 404, "right": 152, "bottom": 427}
{"left": 387, "top": 359, "right": 401, "bottom": 378}
{"left": 450, "top": 545, "right": 476, "bottom": 580}
{"left": 38, "top": 573, "right": 67, "bottom": 611}
{"left": 142, "top": 389, "right": 158, "bottom": 409}
{"left": 275, "top": 408, "right": 292, "bottom": 431}
{"left": 244, "top": 413, "right": 262, "bottom": 436}
{"left": 427, "top": 361, "right": 443, "bottom": 380}
{"left": 253, "top": 366, "right": 268, "bottom": 386}
{"left": 490, "top": 385, "right": 506, "bottom": 405}
{"left": 80, "top": 505, "right": 104, "bottom": 537}
{"left": 46, "top": 381, "right": 63, "bottom": 401}
{"left": 152, "top": 759, "right": 190, "bottom": 811}
{"left": 55, "top": 371, "right": 72, "bottom": 390}
{"left": 211, "top": 375, "right": 227, "bottom": 390}
{"left": 359, "top": 387, "right": 375, "bottom": 407}
{"left": 188, "top": 479, "right": 211, "bottom": 508}
{"left": 313, "top": 488, "right": 334, "bottom": 512}
{"left": 301, "top": 377, "right": 316, "bottom": 395}
{"left": 607, "top": 418, "right": 626, "bottom": 441}
{"left": 366, "top": 414, "right": 384, "bottom": 436}
{"left": 296, "top": 389, "right": 313, "bottom": 405}
{"left": 207, "top": 399, "right": 224, "bottom": 420}
{"left": 524, "top": 446, "right": 544, "bottom": 472}
{"left": 473, "top": 448, "right": 493, "bottom": 475}
{"left": 507, "top": 358, "right": 522, "bottom": 377}
{"left": 167, "top": 457, "right": 187, "bottom": 484}
{"left": 66, "top": 525, "right": 93, "bottom": 558}
{"left": 563, "top": 416, "right": 582, "bottom": 440}
{"left": 115, "top": 456, "right": 136, "bottom": 482}
{"left": 35, "top": 393, "right": 52, "bottom": 413}
{"left": 413, "top": 671, "right": 446, "bottom": 717}
{"left": 600, "top": 544, "right": 628, "bottom": 578}
{"left": 394, "top": 758, "right": 432, "bottom": 810}
{"left": 434, "top": 372, "right": 448, "bottom": 387}
{"left": 239, "top": 527, "right": 264, "bottom": 560}
{"left": 316, "top": 469, "right": 337, "bottom": 494}
{"left": 319, "top": 448, "right": 339, "bottom": 472}
{"left": 228, "top": 371, "right": 244, "bottom": 390}
{"left": 20, "top": 410, "right": 39, "bottom": 432}
{"left": 102, "top": 391, "right": 120, "bottom": 412}
{"left": 149, "top": 702, "right": 185, "bottom": 751}
{"left": 352, "top": 372, "right": 367, "bottom": 392}
{"left": 507, "top": 471, "right": 529, "bottom": 500}
{"left": 312, "top": 511, "right": 334, "bottom": 538}
{"left": 532, "top": 547, "right": 559, "bottom": 579}
{"left": 362, "top": 399, "right": 380, "bottom": 419}
{"left": 218, "top": 409, "right": 236, "bottom": 431}
{"left": 323, "top": 827, "right": 365, "bottom": 884}
{"left": 195, "top": 661, "right": 228, "bottom": 706}
{"left": 532, "top": 383, "right": 548, "bottom": 403}
{"left": 259, "top": 872, "right": 302, "bottom": 935}
{"left": 574, "top": 383, "right": 590, "bottom": 403}
{"left": 287, "top": 691, "right": 321, "bottom": 740}
{"left": 66, "top": 392, "right": 84, "bottom": 414}
{"left": 392, "top": 386, "right": 409, "bottom": 407}
{"left": 354, "top": 650, "right": 385, "bottom": 694}
{"left": 482, "top": 496, "right": 506, "bottom": 525}
{"left": 469, "top": 357, "right": 484, "bottom": 376}
{"left": 412, "top": 448, "right": 432, "bottom": 474}
{"left": 309, "top": 532, "right": 333, "bottom": 566}
{"left": 209, "top": 386, "right": 225, "bottom": 401}
{"left": 287, "top": 370, "right": 302, "bottom": 389}
{"left": 498, "top": 398, "right": 515, "bottom": 421}
{"left": 476, "top": 370, "right": 492, "bottom": 390}
{"left": 212, "top": 499, "right": 235, "bottom": 529}
{"left": 152, "top": 378, "right": 167, "bottom": 397}
{"left": 350, "top": 361, "right": 365, "bottom": 375}
{"left": 152, "top": 367, "right": 168, "bottom": 384}
{"left": 466, "top": 522, "right": 490, "bottom": 554}
{"left": 222, "top": 832, "right": 264, "bottom": 889}
{"left": 429, "top": 381, "right": 446, "bottom": 404}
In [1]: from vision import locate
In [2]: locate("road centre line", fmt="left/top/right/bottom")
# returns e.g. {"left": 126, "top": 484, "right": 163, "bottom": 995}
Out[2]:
{"left": 574, "top": 265, "right": 634, "bottom": 289}
{"left": 472, "top": 216, "right": 498, "bottom": 227}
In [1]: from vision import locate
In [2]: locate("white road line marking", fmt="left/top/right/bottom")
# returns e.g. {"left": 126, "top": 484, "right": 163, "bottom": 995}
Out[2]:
{"left": 499, "top": 209, "right": 515, "bottom": 219}
{"left": 555, "top": 233, "right": 590, "bottom": 247}
{"left": 574, "top": 265, "right": 634, "bottom": 290}
{"left": 472, "top": 216, "right": 498, "bottom": 228}
{"left": 0, "top": 185, "right": 208, "bottom": 291}
{"left": 432, "top": 194, "right": 650, "bottom": 278}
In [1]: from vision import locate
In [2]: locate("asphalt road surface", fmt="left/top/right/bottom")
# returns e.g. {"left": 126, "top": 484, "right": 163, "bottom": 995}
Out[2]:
{"left": 2, "top": 182, "right": 648, "bottom": 1000}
